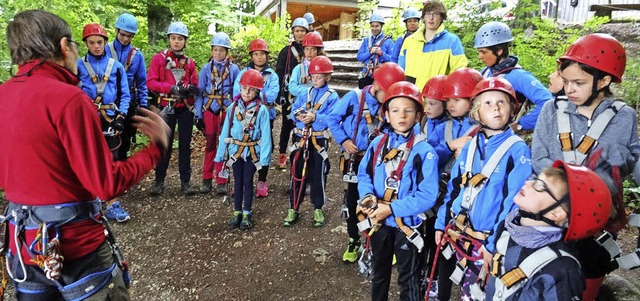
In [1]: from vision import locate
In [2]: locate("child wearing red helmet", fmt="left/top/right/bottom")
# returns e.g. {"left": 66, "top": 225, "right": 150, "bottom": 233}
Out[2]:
{"left": 420, "top": 75, "right": 448, "bottom": 138}
{"left": 214, "top": 69, "right": 272, "bottom": 230}
{"left": 284, "top": 56, "right": 339, "bottom": 228}
{"left": 357, "top": 81, "right": 440, "bottom": 301}
{"left": 427, "top": 68, "right": 483, "bottom": 175}
{"left": 531, "top": 33, "right": 639, "bottom": 300}
{"left": 433, "top": 77, "right": 532, "bottom": 300}
{"left": 485, "top": 161, "right": 612, "bottom": 300}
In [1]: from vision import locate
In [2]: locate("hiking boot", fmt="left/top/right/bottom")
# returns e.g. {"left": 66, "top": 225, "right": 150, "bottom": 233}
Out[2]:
{"left": 277, "top": 153, "right": 287, "bottom": 169}
{"left": 216, "top": 183, "right": 228, "bottom": 194}
{"left": 229, "top": 211, "right": 242, "bottom": 229}
{"left": 342, "top": 238, "right": 361, "bottom": 263}
{"left": 181, "top": 182, "right": 196, "bottom": 196}
{"left": 256, "top": 181, "right": 269, "bottom": 197}
{"left": 149, "top": 180, "right": 164, "bottom": 196}
{"left": 106, "top": 201, "right": 131, "bottom": 223}
{"left": 313, "top": 209, "right": 325, "bottom": 227}
{"left": 239, "top": 213, "right": 253, "bottom": 230}
{"left": 283, "top": 209, "right": 299, "bottom": 227}
{"left": 200, "top": 179, "right": 213, "bottom": 194}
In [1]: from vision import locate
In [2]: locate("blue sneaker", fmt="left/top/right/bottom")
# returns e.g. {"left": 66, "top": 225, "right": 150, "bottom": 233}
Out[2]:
{"left": 106, "top": 201, "right": 131, "bottom": 223}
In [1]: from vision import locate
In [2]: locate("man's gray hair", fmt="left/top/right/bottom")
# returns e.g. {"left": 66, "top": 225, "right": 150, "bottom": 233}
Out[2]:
{"left": 7, "top": 10, "right": 72, "bottom": 65}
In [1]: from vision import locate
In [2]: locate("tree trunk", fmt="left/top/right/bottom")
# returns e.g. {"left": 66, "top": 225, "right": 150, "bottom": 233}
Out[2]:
{"left": 147, "top": 3, "right": 172, "bottom": 46}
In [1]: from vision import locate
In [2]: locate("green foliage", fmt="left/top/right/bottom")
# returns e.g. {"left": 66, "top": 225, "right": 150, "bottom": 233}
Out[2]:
{"left": 617, "top": 56, "right": 640, "bottom": 108}
{"left": 351, "top": 0, "right": 378, "bottom": 39}
{"left": 229, "top": 15, "right": 290, "bottom": 67}
{"left": 383, "top": 1, "right": 424, "bottom": 40}
{"left": 624, "top": 179, "right": 640, "bottom": 213}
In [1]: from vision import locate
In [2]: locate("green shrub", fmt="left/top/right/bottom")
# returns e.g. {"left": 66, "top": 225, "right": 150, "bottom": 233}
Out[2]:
{"left": 229, "top": 15, "right": 290, "bottom": 67}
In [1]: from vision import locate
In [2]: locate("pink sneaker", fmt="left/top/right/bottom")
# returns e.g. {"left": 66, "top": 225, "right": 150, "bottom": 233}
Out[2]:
{"left": 256, "top": 181, "right": 269, "bottom": 197}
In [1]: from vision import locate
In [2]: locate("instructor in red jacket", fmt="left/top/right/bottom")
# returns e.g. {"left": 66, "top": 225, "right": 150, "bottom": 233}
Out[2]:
{"left": 0, "top": 10, "right": 170, "bottom": 301}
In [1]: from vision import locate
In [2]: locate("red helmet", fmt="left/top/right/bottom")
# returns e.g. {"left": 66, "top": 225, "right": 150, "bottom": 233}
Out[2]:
{"left": 422, "top": 75, "right": 448, "bottom": 102}
{"left": 552, "top": 160, "right": 612, "bottom": 241}
{"left": 382, "top": 81, "right": 423, "bottom": 114}
{"left": 82, "top": 23, "right": 108, "bottom": 41}
{"left": 442, "top": 68, "right": 483, "bottom": 99}
{"left": 302, "top": 32, "right": 323, "bottom": 48}
{"left": 373, "top": 62, "right": 405, "bottom": 92}
{"left": 249, "top": 38, "right": 269, "bottom": 54}
{"left": 471, "top": 77, "right": 518, "bottom": 106}
{"left": 559, "top": 33, "right": 626, "bottom": 83}
{"left": 308, "top": 56, "right": 333, "bottom": 74}
{"left": 239, "top": 69, "right": 264, "bottom": 90}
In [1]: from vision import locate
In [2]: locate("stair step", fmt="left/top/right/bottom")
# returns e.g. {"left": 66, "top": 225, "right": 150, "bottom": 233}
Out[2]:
{"left": 326, "top": 52, "right": 358, "bottom": 62}
{"left": 331, "top": 71, "right": 360, "bottom": 81}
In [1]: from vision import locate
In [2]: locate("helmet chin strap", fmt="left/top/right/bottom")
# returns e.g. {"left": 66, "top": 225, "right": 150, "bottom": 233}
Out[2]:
{"left": 518, "top": 194, "right": 569, "bottom": 227}
{"left": 172, "top": 49, "right": 185, "bottom": 57}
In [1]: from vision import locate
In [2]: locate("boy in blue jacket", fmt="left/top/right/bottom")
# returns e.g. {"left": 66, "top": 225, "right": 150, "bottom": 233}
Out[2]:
{"left": 357, "top": 12, "right": 394, "bottom": 88}
{"left": 427, "top": 68, "right": 482, "bottom": 174}
{"left": 327, "top": 62, "right": 406, "bottom": 262}
{"left": 284, "top": 56, "right": 338, "bottom": 228}
{"left": 434, "top": 77, "right": 531, "bottom": 300}
{"left": 485, "top": 160, "right": 611, "bottom": 301}
{"left": 390, "top": 8, "right": 420, "bottom": 64}
{"left": 78, "top": 23, "right": 132, "bottom": 222}
{"left": 215, "top": 69, "right": 271, "bottom": 230}
{"left": 195, "top": 32, "right": 240, "bottom": 194}
{"left": 358, "top": 81, "right": 439, "bottom": 301}
{"left": 419, "top": 75, "right": 447, "bottom": 138}
{"left": 233, "top": 39, "right": 280, "bottom": 197}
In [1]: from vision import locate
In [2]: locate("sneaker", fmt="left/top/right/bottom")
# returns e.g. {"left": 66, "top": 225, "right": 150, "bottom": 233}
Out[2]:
{"left": 283, "top": 209, "right": 299, "bottom": 227}
{"left": 106, "top": 201, "right": 131, "bottom": 223}
{"left": 256, "top": 181, "right": 269, "bottom": 197}
{"left": 181, "top": 182, "right": 196, "bottom": 196}
{"left": 313, "top": 209, "right": 325, "bottom": 227}
{"left": 392, "top": 254, "right": 397, "bottom": 265}
{"left": 277, "top": 154, "right": 287, "bottom": 169}
{"left": 239, "top": 213, "right": 253, "bottom": 230}
{"left": 342, "top": 238, "right": 361, "bottom": 263}
{"left": 229, "top": 211, "right": 242, "bottom": 229}
{"left": 200, "top": 179, "right": 213, "bottom": 194}
{"left": 149, "top": 181, "right": 164, "bottom": 196}
{"left": 216, "top": 183, "right": 228, "bottom": 194}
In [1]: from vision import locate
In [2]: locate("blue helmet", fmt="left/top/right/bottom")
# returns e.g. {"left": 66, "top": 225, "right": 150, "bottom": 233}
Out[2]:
{"left": 303, "top": 12, "right": 315, "bottom": 25}
{"left": 210, "top": 32, "right": 231, "bottom": 49}
{"left": 291, "top": 17, "right": 309, "bottom": 31}
{"left": 474, "top": 21, "right": 513, "bottom": 48}
{"left": 402, "top": 8, "right": 421, "bottom": 22}
{"left": 115, "top": 13, "right": 138, "bottom": 34}
{"left": 167, "top": 21, "right": 189, "bottom": 38}
{"left": 369, "top": 13, "right": 385, "bottom": 24}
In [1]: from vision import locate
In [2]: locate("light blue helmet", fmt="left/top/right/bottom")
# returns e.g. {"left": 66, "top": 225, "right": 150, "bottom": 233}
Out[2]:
{"left": 291, "top": 17, "right": 309, "bottom": 31}
{"left": 474, "top": 21, "right": 513, "bottom": 48}
{"left": 167, "top": 21, "right": 189, "bottom": 38}
{"left": 402, "top": 8, "right": 421, "bottom": 22}
{"left": 210, "top": 32, "right": 231, "bottom": 49}
{"left": 303, "top": 12, "right": 315, "bottom": 25}
{"left": 115, "top": 13, "right": 138, "bottom": 34}
{"left": 369, "top": 13, "right": 385, "bottom": 24}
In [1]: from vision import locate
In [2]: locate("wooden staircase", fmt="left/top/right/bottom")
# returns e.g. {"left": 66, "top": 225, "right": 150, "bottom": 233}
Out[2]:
{"left": 323, "top": 40, "right": 362, "bottom": 97}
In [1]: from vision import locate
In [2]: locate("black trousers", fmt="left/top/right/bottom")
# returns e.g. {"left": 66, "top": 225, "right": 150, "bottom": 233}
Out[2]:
{"left": 278, "top": 96, "right": 295, "bottom": 155}
{"left": 232, "top": 158, "right": 257, "bottom": 212}
{"left": 370, "top": 225, "right": 424, "bottom": 301}
{"left": 155, "top": 107, "right": 193, "bottom": 183}
{"left": 289, "top": 136, "right": 329, "bottom": 210}
{"left": 341, "top": 156, "right": 362, "bottom": 240}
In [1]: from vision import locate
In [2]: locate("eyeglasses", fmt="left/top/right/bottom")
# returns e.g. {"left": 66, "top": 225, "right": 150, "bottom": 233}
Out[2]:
{"left": 424, "top": 12, "right": 440, "bottom": 18}
{"left": 528, "top": 174, "right": 561, "bottom": 202}
{"left": 67, "top": 39, "right": 80, "bottom": 49}
{"left": 118, "top": 31, "right": 135, "bottom": 40}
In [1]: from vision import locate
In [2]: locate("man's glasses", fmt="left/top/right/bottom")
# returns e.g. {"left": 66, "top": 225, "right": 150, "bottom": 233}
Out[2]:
{"left": 424, "top": 12, "right": 439, "bottom": 18}
{"left": 68, "top": 39, "right": 80, "bottom": 49}
{"left": 118, "top": 31, "right": 134, "bottom": 40}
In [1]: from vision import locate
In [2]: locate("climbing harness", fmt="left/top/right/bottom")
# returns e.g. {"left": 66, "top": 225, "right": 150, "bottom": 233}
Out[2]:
{"left": 158, "top": 50, "right": 194, "bottom": 115}
{"left": 107, "top": 42, "right": 137, "bottom": 72}
{"left": 203, "top": 59, "right": 232, "bottom": 113}
{"left": 82, "top": 56, "right": 119, "bottom": 124}
{"left": 360, "top": 35, "right": 391, "bottom": 79}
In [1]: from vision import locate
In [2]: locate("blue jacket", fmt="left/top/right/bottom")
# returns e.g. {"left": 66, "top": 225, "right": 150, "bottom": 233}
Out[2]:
{"left": 391, "top": 32, "right": 412, "bottom": 64}
{"left": 233, "top": 66, "right": 280, "bottom": 120}
{"left": 290, "top": 84, "right": 339, "bottom": 134}
{"left": 422, "top": 115, "right": 447, "bottom": 140}
{"left": 435, "top": 129, "right": 532, "bottom": 252}
{"left": 481, "top": 56, "right": 552, "bottom": 131}
{"left": 288, "top": 62, "right": 312, "bottom": 99}
{"left": 214, "top": 96, "right": 272, "bottom": 167}
{"left": 357, "top": 32, "right": 394, "bottom": 75}
{"left": 485, "top": 218, "right": 584, "bottom": 300}
{"left": 327, "top": 86, "right": 383, "bottom": 151}
{"left": 105, "top": 39, "right": 148, "bottom": 107}
{"left": 195, "top": 58, "right": 240, "bottom": 118}
{"left": 427, "top": 117, "right": 475, "bottom": 171}
{"left": 77, "top": 54, "right": 130, "bottom": 116}
{"left": 357, "top": 132, "right": 440, "bottom": 228}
